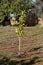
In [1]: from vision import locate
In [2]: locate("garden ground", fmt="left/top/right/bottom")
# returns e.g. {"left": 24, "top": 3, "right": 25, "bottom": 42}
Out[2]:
{"left": 0, "top": 25, "right": 43, "bottom": 65}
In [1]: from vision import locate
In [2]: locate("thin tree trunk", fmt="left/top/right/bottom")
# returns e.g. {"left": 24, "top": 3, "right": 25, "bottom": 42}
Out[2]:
{"left": 18, "top": 36, "right": 21, "bottom": 55}
{"left": 12, "top": 42, "right": 14, "bottom": 47}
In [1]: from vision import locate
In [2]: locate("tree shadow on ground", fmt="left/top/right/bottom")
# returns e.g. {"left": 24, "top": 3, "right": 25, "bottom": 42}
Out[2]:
{"left": 0, "top": 56, "right": 43, "bottom": 65}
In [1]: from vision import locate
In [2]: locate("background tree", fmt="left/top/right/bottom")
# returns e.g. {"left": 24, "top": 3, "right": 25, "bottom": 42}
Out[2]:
{"left": 0, "top": 0, "right": 9, "bottom": 22}
{"left": 34, "top": 0, "right": 43, "bottom": 17}
{"left": 0, "top": 0, "right": 41, "bottom": 23}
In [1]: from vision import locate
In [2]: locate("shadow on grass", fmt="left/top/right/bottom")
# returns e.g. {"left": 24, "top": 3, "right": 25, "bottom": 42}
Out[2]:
{"left": 0, "top": 56, "right": 43, "bottom": 65}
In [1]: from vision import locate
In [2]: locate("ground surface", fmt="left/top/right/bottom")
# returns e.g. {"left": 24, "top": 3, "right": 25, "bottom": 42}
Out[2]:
{"left": 0, "top": 25, "right": 43, "bottom": 65}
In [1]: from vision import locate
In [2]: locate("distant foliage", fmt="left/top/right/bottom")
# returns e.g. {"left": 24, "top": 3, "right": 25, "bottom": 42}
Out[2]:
{"left": 0, "top": 0, "right": 35, "bottom": 22}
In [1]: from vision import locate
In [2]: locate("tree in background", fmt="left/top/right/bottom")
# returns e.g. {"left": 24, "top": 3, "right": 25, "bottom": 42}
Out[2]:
{"left": 0, "top": 0, "right": 9, "bottom": 22}
{"left": 0, "top": 0, "right": 35, "bottom": 22}
{"left": 34, "top": 0, "right": 43, "bottom": 17}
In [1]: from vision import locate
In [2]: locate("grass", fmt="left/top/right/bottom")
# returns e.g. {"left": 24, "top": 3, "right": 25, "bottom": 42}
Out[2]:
{"left": 0, "top": 52, "right": 12, "bottom": 58}
{"left": 0, "top": 25, "right": 43, "bottom": 39}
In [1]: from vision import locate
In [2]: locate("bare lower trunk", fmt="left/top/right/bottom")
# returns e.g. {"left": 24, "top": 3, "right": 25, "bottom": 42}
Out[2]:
{"left": 18, "top": 36, "right": 21, "bottom": 55}
{"left": 12, "top": 42, "right": 14, "bottom": 47}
